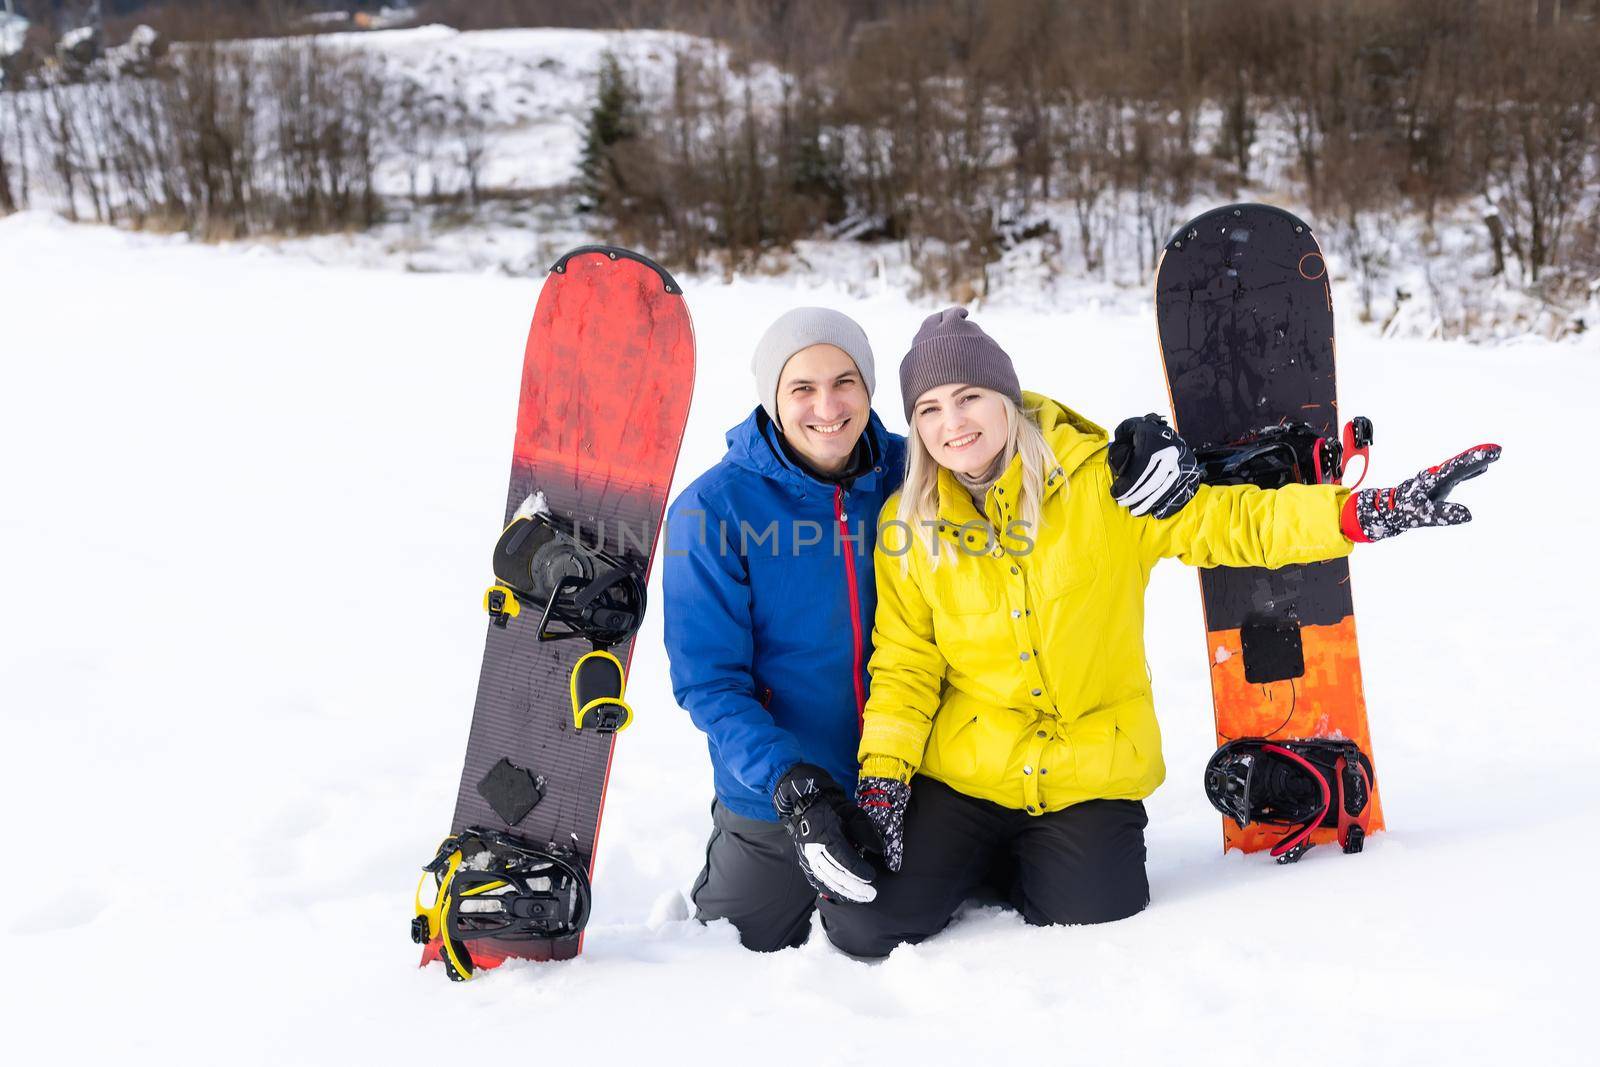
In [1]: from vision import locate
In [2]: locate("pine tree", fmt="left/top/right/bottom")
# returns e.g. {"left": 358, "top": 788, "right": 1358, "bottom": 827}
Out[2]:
{"left": 578, "top": 52, "right": 637, "bottom": 214}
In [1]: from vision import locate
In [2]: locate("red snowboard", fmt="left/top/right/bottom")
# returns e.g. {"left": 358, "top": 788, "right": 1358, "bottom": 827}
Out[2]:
{"left": 418, "top": 247, "right": 694, "bottom": 973}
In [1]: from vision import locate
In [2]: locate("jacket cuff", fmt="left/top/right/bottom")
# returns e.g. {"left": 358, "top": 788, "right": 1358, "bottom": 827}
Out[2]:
{"left": 763, "top": 759, "right": 802, "bottom": 803}
{"left": 857, "top": 716, "right": 931, "bottom": 770}
{"left": 859, "top": 755, "right": 913, "bottom": 783}
{"left": 1340, "top": 490, "right": 1372, "bottom": 544}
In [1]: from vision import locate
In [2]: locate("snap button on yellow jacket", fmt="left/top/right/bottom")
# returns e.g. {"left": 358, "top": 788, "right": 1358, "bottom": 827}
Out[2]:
{"left": 859, "top": 394, "right": 1354, "bottom": 814}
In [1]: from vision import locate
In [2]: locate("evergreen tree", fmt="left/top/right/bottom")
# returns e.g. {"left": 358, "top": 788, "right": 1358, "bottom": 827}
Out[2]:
{"left": 578, "top": 51, "right": 637, "bottom": 213}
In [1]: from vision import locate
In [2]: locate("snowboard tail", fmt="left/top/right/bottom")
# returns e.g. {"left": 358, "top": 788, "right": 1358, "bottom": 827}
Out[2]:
{"left": 1154, "top": 204, "right": 1383, "bottom": 858}
{"left": 418, "top": 247, "right": 694, "bottom": 972}
{"left": 1204, "top": 609, "right": 1379, "bottom": 853}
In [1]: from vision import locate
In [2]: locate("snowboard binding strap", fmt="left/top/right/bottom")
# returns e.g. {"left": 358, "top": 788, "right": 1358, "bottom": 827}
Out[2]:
{"left": 412, "top": 828, "right": 592, "bottom": 981}
{"left": 1259, "top": 743, "right": 1329, "bottom": 862}
{"left": 1338, "top": 417, "right": 1373, "bottom": 490}
{"left": 485, "top": 515, "right": 645, "bottom": 648}
{"left": 1204, "top": 738, "right": 1375, "bottom": 864}
{"left": 570, "top": 649, "right": 633, "bottom": 733}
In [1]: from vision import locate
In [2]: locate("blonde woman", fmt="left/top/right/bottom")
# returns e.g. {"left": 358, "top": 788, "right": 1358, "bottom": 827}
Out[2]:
{"left": 817, "top": 307, "right": 1499, "bottom": 958}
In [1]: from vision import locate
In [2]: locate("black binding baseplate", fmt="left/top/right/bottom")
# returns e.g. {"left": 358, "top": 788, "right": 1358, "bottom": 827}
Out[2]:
{"left": 485, "top": 513, "right": 646, "bottom": 648}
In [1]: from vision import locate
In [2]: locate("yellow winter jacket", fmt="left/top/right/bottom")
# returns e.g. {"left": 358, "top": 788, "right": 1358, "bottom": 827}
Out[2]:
{"left": 858, "top": 394, "right": 1353, "bottom": 814}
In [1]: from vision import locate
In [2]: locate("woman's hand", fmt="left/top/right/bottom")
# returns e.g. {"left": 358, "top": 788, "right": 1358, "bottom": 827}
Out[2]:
{"left": 857, "top": 775, "right": 912, "bottom": 873}
{"left": 1109, "top": 414, "right": 1202, "bottom": 519}
{"left": 1341, "top": 444, "right": 1502, "bottom": 543}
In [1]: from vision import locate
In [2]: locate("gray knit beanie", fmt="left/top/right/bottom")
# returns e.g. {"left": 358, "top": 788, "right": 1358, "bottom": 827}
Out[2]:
{"left": 899, "top": 306, "right": 1022, "bottom": 421}
{"left": 751, "top": 307, "right": 876, "bottom": 428}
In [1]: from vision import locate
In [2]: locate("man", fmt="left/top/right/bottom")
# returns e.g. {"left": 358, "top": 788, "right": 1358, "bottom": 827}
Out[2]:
{"left": 663, "top": 307, "right": 906, "bottom": 951}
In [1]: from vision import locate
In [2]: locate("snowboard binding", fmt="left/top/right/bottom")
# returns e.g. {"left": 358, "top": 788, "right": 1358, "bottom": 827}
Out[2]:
{"left": 412, "top": 827, "right": 592, "bottom": 981}
{"left": 484, "top": 514, "right": 646, "bottom": 648}
{"left": 1204, "top": 738, "right": 1375, "bottom": 864}
{"left": 1195, "top": 417, "right": 1372, "bottom": 491}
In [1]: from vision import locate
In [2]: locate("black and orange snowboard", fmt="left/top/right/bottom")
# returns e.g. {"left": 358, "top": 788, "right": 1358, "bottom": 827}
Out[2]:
{"left": 1155, "top": 203, "right": 1383, "bottom": 858}
{"left": 415, "top": 247, "right": 695, "bottom": 976}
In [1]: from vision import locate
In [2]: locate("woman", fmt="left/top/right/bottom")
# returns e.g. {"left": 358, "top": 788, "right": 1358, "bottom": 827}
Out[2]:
{"left": 818, "top": 307, "right": 1500, "bottom": 959}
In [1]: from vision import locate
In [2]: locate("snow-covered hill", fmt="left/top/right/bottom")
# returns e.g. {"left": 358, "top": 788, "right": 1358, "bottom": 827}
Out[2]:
{"left": 1, "top": 209, "right": 1593, "bottom": 1064}
{"left": 268, "top": 26, "right": 1600, "bottom": 343}
{"left": 6, "top": 24, "right": 1593, "bottom": 341}
{"left": 317, "top": 24, "right": 699, "bottom": 195}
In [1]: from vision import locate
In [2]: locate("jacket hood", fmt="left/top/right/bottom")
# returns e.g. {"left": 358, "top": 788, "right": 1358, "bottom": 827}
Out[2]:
{"left": 723, "top": 406, "right": 902, "bottom": 495}
{"left": 1029, "top": 392, "right": 1108, "bottom": 478}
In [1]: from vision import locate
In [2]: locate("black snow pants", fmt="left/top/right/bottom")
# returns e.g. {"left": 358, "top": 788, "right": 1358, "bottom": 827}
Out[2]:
{"left": 819, "top": 777, "right": 1150, "bottom": 959}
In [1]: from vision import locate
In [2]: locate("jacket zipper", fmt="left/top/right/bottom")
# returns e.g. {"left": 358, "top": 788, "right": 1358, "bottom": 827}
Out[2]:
{"left": 834, "top": 485, "right": 867, "bottom": 729}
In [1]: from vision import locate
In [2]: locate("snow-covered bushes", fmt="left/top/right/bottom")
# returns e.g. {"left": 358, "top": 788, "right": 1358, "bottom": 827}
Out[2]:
{"left": 7, "top": 40, "right": 390, "bottom": 235}
{"left": 1, "top": 1, "right": 1595, "bottom": 341}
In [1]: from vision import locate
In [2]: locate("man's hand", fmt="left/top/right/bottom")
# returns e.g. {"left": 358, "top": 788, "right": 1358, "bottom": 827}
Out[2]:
{"left": 773, "top": 764, "right": 883, "bottom": 904}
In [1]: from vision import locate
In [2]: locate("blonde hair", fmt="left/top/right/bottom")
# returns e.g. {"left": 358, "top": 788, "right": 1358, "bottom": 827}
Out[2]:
{"left": 896, "top": 393, "right": 1061, "bottom": 569}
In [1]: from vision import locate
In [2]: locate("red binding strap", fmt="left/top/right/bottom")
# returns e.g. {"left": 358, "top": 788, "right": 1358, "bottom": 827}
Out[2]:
{"left": 1262, "top": 744, "right": 1331, "bottom": 859}
{"left": 1340, "top": 420, "right": 1370, "bottom": 491}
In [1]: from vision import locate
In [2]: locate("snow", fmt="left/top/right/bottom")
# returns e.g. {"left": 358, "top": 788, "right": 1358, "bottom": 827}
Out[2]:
{"left": 514, "top": 491, "right": 550, "bottom": 520}
{"left": 1, "top": 207, "right": 1596, "bottom": 1064}
{"left": 58, "top": 25, "right": 94, "bottom": 51}
{"left": 311, "top": 26, "right": 703, "bottom": 194}
{"left": 0, "top": 12, "right": 24, "bottom": 57}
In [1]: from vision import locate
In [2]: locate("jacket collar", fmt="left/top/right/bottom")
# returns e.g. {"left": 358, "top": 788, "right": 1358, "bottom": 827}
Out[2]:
{"left": 725, "top": 406, "right": 902, "bottom": 497}
{"left": 934, "top": 392, "right": 1108, "bottom": 528}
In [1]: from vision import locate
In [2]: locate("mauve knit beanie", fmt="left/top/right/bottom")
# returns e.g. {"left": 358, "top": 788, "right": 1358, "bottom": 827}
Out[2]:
{"left": 899, "top": 306, "right": 1022, "bottom": 422}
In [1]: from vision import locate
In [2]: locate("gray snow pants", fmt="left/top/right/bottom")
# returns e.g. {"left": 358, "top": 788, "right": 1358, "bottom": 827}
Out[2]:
{"left": 689, "top": 800, "right": 818, "bottom": 952}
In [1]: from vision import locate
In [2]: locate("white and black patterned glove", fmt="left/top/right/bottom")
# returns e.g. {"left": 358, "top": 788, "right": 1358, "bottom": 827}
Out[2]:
{"left": 1341, "top": 444, "right": 1502, "bottom": 543}
{"left": 856, "top": 776, "right": 911, "bottom": 873}
{"left": 1109, "top": 414, "right": 1201, "bottom": 519}
{"left": 773, "top": 764, "right": 883, "bottom": 904}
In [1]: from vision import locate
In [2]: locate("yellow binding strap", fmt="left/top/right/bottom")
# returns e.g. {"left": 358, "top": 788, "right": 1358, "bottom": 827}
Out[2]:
{"left": 570, "top": 649, "right": 633, "bottom": 732}
{"left": 415, "top": 845, "right": 479, "bottom": 981}
{"left": 483, "top": 583, "right": 521, "bottom": 620}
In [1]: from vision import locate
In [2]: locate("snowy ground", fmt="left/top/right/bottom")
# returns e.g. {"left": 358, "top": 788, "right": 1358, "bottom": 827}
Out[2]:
{"left": 2, "top": 210, "right": 1596, "bottom": 1064}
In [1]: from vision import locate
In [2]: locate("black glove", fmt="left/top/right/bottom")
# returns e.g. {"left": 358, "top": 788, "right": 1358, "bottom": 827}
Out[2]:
{"left": 856, "top": 776, "right": 911, "bottom": 873}
{"left": 773, "top": 764, "right": 883, "bottom": 904}
{"left": 1109, "top": 414, "right": 1201, "bottom": 519}
{"left": 1341, "top": 444, "right": 1501, "bottom": 543}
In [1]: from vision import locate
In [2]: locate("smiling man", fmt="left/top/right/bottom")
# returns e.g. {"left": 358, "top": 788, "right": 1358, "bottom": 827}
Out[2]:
{"left": 663, "top": 307, "right": 906, "bottom": 950}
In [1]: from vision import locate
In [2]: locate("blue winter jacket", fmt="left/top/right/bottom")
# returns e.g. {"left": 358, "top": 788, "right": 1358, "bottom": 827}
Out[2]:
{"left": 663, "top": 408, "right": 907, "bottom": 822}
